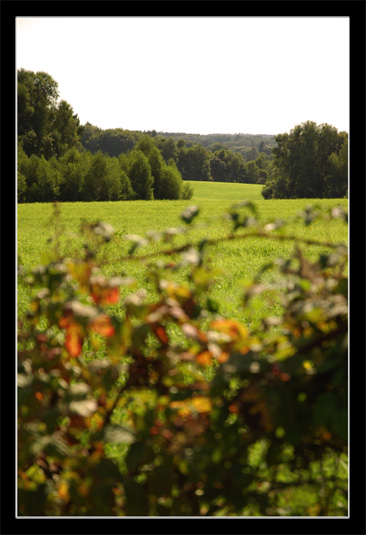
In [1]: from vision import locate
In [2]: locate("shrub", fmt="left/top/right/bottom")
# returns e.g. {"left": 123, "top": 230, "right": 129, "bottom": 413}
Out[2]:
{"left": 17, "top": 202, "right": 348, "bottom": 516}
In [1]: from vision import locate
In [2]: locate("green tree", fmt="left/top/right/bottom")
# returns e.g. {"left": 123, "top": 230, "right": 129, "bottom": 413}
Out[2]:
{"left": 17, "top": 143, "right": 30, "bottom": 202}
{"left": 324, "top": 134, "right": 348, "bottom": 198}
{"left": 119, "top": 169, "right": 135, "bottom": 200}
{"left": 178, "top": 144, "right": 211, "bottom": 181}
{"left": 18, "top": 69, "right": 82, "bottom": 159}
{"left": 160, "top": 161, "right": 183, "bottom": 199}
{"left": 245, "top": 146, "right": 259, "bottom": 162}
{"left": 81, "top": 152, "right": 131, "bottom": 202}
{"left": 58, "top": 148, "right": 87, "bottom": 201}
{"left": 18, "top": 69, "right": 59, "bottom": 157}
{"left": 135, "top": 134, "right": 156, "bottom": 157}
{"left": 148, "top": 147, "right": 165, "bottom": 199}
{"left": 156, "top": 136, "right": 179, "bottom": 163}
{"left": 268, "top": 121, "right": 348, "bottom": 199}
{"left": 53, "top": 100, "right": 83, "bottom": 158}
{"left": 210, "top": 154, "right": 227, "bottom": 182}
{"left": 246, "top": 161, "right": 260, "bottom": 184}
{"left": 25, "top": 154, "right": 61, "bottom": 202}
{"left": 128, "top": 150, "right": 154, "bottom": 200}
{"left": 104, "top": 157, "right": 128, "bottom": 201}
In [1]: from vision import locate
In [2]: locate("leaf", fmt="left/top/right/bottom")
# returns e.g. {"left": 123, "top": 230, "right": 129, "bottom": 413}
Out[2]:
{"left": 190, "top": 396, "right": 212, "bottom": 413}
{"left": 195, "top": 350, "right": 213, "bottom": 367}
{"left": 181, "top": 205, "right": 200, "bottom": 224}
{"left": 69, "top": 398, "right": 97, "bottom": 417}
{"left": 91, "top": 285, "right": 120, "bottom": 305}
{"left": 64, "top": 322, "right": 85, "bottom": 357}
{"left": 153, "top": 325, "right": 169, "bottom": 345}
{"left": 103, "top": 424, "right": 135, "bottom": 445}
{"left": 89, "top": 314, "right": 115, "bottom": 337}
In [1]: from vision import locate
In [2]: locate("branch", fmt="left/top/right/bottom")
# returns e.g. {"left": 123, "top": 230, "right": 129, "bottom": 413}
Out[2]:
{"left": 115, "top": 230, "right": 344, "bottom": 263}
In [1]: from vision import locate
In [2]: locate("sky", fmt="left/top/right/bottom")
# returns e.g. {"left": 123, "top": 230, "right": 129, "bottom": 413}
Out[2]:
{"left": 16, "top": 16, "right": 349, "bottom": 136}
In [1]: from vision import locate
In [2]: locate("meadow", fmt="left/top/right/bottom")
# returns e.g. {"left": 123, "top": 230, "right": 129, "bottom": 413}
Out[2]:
{"left": 17, "top": 181, "right": 349, "bottom": 516}
{"left": 17, "top": 181, "right": 348, "bottom": 323}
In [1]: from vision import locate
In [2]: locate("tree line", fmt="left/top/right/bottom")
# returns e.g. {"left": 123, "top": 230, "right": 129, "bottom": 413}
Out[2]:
{"left": 80, "top": 123, "right": 274, "bottom": 185}
{"left": 17, "top": 69, "right": 348, "bottom": 202}
{"left": 17, "top": 139, "right": 193, "bottom": 203}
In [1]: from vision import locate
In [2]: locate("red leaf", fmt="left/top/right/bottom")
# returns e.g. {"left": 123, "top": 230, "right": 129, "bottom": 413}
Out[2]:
{"left": 91, "top": 286, "right": 120, "bottom": 305}
{"left": 153, "top": 325, "right": 169, "bottom": 345}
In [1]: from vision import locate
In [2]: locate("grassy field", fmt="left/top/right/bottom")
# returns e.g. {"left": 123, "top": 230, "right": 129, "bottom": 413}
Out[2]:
{"left": 17, "top": 181, "right": 349, "bottom": 516}
{"left": 17, "top": 181, "right": 348, "bottom": 321}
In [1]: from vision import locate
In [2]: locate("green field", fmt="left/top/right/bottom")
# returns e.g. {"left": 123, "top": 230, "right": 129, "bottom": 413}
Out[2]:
{"left": 17, "top": 181, "right": 348, "bottom": 321}
{"left": 17, "top": 181, "right": 349, "bottom": 516}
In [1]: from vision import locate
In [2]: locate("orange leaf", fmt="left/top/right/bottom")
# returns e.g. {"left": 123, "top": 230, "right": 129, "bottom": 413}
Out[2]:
{"left": 211, "top": 319, "right": 248, "bottom": 340}
{"left": 195, "top": 351, "right": 213, "bottom": 366}
{"left": 90, "top": 314, "right": 115, "bottom": 337}
{"left": 217, "top": 351, "right": 230, "bottom": 363}
{"left": 191, "top": 396, "right": 212, "bottom": 413}
{"left": 65, "top": 322, "right": 84, "bottom": 357}
{"left": 35, "top": 391, "right": 44, "bottom": 402}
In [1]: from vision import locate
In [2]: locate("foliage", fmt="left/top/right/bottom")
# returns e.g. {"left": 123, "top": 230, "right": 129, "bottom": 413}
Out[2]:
{"left": 81, "top": 123, "right": 141, "bottom": 157}
{"left": 263, "top": 121, "right": 348, "bottom": 199}
{"left": 18, "top": 144, "right": 191, "bottom": 203}
{"left": 18, "top": 200, "right": 348, "bottom": 516}
{"left": 18, "top": 69, "right": 82, "bottom": 159}
{"left": 177, "top": 143, "right": 212, "bottom": 182}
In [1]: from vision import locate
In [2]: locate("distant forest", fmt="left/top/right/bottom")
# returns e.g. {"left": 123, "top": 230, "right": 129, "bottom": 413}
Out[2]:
{"left": 18, "top": 69, "right": 347, "bottom": 202}
{"left": 83, "top": 127, "right": 277, "bottom": 160}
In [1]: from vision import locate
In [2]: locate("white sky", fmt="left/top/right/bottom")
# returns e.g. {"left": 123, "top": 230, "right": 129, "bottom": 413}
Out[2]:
{"left": 16, "top": 16, "right": 349, "bottom": 135}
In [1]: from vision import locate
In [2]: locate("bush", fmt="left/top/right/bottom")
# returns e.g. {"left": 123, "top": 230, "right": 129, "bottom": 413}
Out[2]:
{"left": 17, "top": 202, "right": 348, "bottom": 516}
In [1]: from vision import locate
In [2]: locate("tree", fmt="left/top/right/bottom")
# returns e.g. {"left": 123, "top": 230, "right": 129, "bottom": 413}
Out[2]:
{"left": 324, "top": 134, "right": 348, "bottom": 198}
{"left": 17, "top": 144, "right": 29, "bottom": 202}
{"left": 128, "top": 150, "right": 154, "bottom": 200}
{"left": 18, "top": 69, "right": 59, "bottom": 157}
{"left": 245, "top": 146, "right": 259, "bottom": 162}
{"left": 18, "top": 69, "right": 82, "bottom": 159}
{"left": 210, "top": 154, "right": 227, "bottom": 182}
{"left": 80, "top": 152, "right": 131, "bottom": 202}
{"left": 148, "top": 147, "right": 165, "bottom": 200}
{"left": 246, "top": 161, "right": 260, "bottom": 184}
{"left": 53, "top": 101, "right": 83, "bottom": 158}
{"left": 159, "top": 161, "right": 183, "bottom": 200}
{"left": 24, "top": 155, "right": 61, "bottom": 202}
{"left": 266, "top": 121, "right": 348, "bottom": 199}
{"left": 156, "top": 136, "right": 179, "bottom": 163}
{"left": 178, "top": 144, "right": 211, "bottom": 181}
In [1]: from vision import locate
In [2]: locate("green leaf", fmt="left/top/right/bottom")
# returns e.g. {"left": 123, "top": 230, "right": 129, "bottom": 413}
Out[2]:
{"left": 181, "top": 205, "right": 200, "bottom": 224}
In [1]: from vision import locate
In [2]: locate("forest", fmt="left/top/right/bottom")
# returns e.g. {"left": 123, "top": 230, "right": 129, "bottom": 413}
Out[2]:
{"left": 17, "top": 69, "right": 348, "bottom": 203}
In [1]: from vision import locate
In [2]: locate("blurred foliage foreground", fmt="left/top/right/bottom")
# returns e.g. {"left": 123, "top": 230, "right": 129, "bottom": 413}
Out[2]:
{"left": 17, "top": 201, "right": 348, "bottom": 516}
